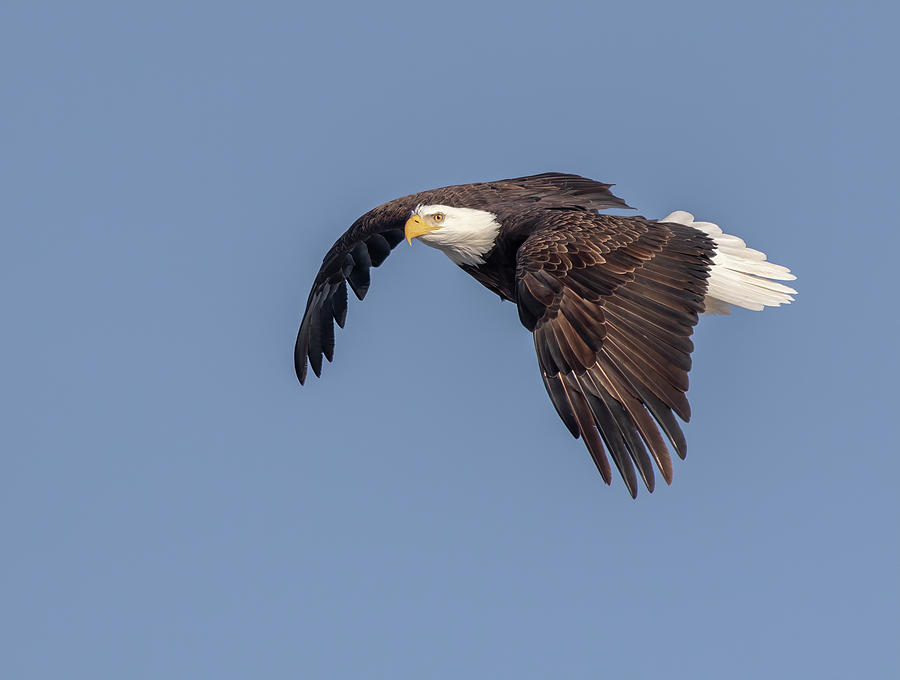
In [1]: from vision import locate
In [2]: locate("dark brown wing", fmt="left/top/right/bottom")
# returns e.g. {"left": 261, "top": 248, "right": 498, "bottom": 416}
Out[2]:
{"left": 295, "top": 173, "right": 630, "bottom": 383}
{"left": 294, "top": 198, "right": 412, "bottom": 384}
{"left": 516, "top": 212, "right": 714, "bottom": 497}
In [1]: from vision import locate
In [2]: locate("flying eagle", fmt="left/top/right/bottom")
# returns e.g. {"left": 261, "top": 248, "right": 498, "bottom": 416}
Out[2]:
{"left": 295, "top": 173, "right": 796, "bottom": 497}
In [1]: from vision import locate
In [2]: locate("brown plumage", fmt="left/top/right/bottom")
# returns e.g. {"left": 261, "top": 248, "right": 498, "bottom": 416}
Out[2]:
{"left": 515, "top": 213, "right": 714, "bottom": 496}
{"left": 295, "top": 173, "right": 724, "bottom": 497}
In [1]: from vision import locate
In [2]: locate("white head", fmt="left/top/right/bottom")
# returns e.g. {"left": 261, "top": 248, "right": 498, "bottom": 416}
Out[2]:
{"left": 404, "top": 204, "right": 501, "bottom": 265}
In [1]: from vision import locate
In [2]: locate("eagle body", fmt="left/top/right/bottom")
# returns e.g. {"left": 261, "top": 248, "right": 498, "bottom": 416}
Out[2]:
{"left": 295, "top": 173, "right": 796, "bottom": 497}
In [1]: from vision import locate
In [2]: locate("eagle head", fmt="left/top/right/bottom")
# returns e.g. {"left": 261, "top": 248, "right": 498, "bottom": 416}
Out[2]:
{"left": 404, "top": 204, "right": 502, "bottom": 266}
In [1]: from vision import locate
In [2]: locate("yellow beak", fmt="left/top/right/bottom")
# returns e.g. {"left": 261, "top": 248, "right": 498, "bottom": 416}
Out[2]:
{"left": 405, "top": 214, "right": 438, "bottom": 244}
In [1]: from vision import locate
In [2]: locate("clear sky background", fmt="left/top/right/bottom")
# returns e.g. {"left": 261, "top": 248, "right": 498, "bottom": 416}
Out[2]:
{"left": 2, "top": 1, "right": 898, "bottom": 678}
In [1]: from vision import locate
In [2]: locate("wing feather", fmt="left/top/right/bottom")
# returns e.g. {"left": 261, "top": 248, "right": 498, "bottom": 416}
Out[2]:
{"left": 541, "top": 371, "right": 580, "bottom": 437}
{"left": 559, "top": 373, "right": 614, "bottom": 485}
{"left": 364, "top": 233, "right": 392, "bottom": 266}
{"left": 516, "top": 213, "right": 713, "bottom": 495}
{"left": 294, "top": 204, "right": 412, "bottom": 383}
{"left": 590, "top": 361, "right": 674, "bottom": 483}
{"left": 573, "top": 372, "right": 640, "bottom": 496}
{"left": 331, "top": 279, "right": 348, "bottom": 328}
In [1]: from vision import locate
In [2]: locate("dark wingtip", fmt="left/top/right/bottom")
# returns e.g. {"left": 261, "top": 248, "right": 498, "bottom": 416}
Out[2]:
{"left": 310, "top": 352, "right": 323, "bottom": 378}
{"left": 621, "top": 469, "right": 639, "bottom": 498}
{"left": 294, "top": 339, "right": 308, "bottom": 384}
{"left": 295, "top": 357, "right": 308, "bottom": 385}
{"left": 670, "top": 418, "right": 688, "bottom": 460}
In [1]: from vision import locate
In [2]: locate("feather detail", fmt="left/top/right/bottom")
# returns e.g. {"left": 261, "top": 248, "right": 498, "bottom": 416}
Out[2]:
{"left": 517, "top": 213, "right": 712, "bottom": 495}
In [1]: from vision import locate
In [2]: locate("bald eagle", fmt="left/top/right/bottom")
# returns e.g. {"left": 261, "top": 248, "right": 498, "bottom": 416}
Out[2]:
{"left": 295, "top": 173, "right": 796, "bottom": 497}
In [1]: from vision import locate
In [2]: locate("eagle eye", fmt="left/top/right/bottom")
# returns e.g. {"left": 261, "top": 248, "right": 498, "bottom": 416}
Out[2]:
{"left": 432, "top": 212, "right": 445, "bottom": 223}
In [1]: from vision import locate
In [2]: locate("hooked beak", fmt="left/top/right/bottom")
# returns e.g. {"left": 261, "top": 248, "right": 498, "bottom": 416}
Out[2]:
{"left": 405, "top": 214, "right": 438, "bottom": 244}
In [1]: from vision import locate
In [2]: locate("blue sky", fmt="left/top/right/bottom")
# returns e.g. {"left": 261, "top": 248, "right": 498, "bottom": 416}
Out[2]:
{"left": 2, "top": 1, "right": 898, "bottom": 678}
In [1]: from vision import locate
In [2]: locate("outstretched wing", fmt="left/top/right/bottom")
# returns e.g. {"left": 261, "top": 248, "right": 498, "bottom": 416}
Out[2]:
{"left": 294, "top": 198, "right": 414, "bottom": 384}
{"left": 295, "top": 173, "right": 630, "bottom": 384}
{"left": 516, "top": 212, "right": 714, "bottom": 497}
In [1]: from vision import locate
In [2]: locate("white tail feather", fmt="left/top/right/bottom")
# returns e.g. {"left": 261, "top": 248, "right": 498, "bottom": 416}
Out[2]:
{"left": 662, "top": 210, "right": 797, "bottom": 314}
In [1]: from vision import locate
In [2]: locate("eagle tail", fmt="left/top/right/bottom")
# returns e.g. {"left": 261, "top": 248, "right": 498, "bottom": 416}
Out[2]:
{"left": 661, "top": 211, "right": 797, "bottom": 314}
